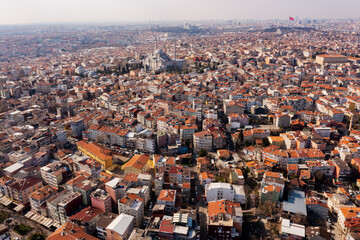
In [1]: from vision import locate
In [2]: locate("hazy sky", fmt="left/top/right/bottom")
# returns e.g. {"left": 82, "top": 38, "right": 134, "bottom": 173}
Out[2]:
{"left": 1, "top": 0, "right": 359, "bottom": 25}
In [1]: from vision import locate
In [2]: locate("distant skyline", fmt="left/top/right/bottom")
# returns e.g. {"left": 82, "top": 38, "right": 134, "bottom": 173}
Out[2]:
{"left": 1, "top": 0, "right": 360, "bottom": 25}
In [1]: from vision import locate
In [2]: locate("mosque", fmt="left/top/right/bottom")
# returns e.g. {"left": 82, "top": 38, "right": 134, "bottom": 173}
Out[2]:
{"left": 142, "top": 37, "right": 186, "bottom": 72}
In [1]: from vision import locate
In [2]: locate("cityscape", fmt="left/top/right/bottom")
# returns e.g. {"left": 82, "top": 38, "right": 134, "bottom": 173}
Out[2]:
{"left": 1, "top": 1, "right": 360, "bottom": 240}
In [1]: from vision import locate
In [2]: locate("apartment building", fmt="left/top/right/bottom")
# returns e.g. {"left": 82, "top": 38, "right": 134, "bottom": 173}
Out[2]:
{"left": 193, "top": 131, "right": 212, "bottom": 153}
{"left": 118, "top": 194, "right": 144, "bottom": 228}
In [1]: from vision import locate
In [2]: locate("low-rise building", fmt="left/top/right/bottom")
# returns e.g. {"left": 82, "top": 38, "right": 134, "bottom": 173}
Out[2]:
{"left": 122, "top": 155, "right": 152, "bottom": 174}
{"left": 77, "top": 140, "right": 113, "bottom": 169}
{"left": 306, "top": 197, "right": 329, "bottom": 220}
{"left": 206, "top": 182, "right": 245, "bottom": 204}
{"left": 96, "top": 212, "right": 118, "bottom": 239}
{"left": 281, "top": 218, "right": 305, "bottom": 240}
{"left": 47, "top": 222, "right": 99, "bottom": 240}
{"left": 106, "top": 213, "right": 134, "bottom": 240}
{"left": 69, "top": 206, "right": 104, "bottom": 234}
{"left": 8, "top": 176, "right": 43, "bottom": 205}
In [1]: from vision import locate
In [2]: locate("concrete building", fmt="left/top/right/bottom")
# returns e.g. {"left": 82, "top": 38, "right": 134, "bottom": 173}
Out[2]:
{"left": 193, "top": 131, "right": 212, "bottom": 153}
{"left": 205, "top": 182, "right": 246, "bottom": 204}
{"left": 105, "top": 178, "right": 130, "bottom": 212}
{"left": 180, "top": 125, "right": 198, "bottom": 142}
{"left": 47, "top": 191, "right": 83, "bottom": 225}
{"left": 207, "top": 200, "right": 243, "bottom": 240}
{"left": 118, "top": 194, "right": 144, "bottom": 228}
{"left": 281, "top": 218, "right": 305, "bottom": 239}
{"left": 70, "top": 118, "right": 85, "bottom": 138}
{"left": 261, "top": 185, "right": 282, "bottom": 204}
{"left": 8, "top": 176, "right": 43, "bottom": 205}
{"left": 29, "top": 186, "right": 56, "bottom": 216}
{"left": 306, "top": 197, "right": 329, "bottom": 220}
{"left": 315, "top": 54, "right": 347, "bottom": 65}
{"left": 261, "top": 171, "right": 285, "bottom": 200}
{"left": 40, "top": 161, "right": 69, "bottom": 189}
{"left": 157, "top": 189, "right": 177, "bottom": 213}
{"left": 77, "top": 140, "right": 113, "bottom": 169}
{"left": 106, "top": 213, "right": 134, "bottom": 240}
{"left": 275, "top": 114, "right": 291, "bottom": 128}
{"left": 91, "top": 189, "right": 112, "bottom": 213}
{"left": 96, "top": 212, "right": 118, "bottom": 239}
{"left": 69, "top": 206, "right": 104, "bottom": 234}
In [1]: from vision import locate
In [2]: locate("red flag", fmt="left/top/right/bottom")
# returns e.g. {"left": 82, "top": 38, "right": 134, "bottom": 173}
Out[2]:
{"left": 289, "top": 16, "right": 294, "bottom": 21}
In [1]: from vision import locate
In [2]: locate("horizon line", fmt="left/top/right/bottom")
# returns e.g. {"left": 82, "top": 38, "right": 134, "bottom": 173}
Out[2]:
{"left": 1, "top": 17, "right": 359, "bottom": 27}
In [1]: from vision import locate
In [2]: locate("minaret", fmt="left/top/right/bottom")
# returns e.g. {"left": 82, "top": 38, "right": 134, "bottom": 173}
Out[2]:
{"left": 349, "top": 114, "right": 354, "bottom": 134}
{"left": 174, "top": 40, "right": 177, "bottom": 60}
{"left": 155, "top": 35, "right": 158, "bottom": 51}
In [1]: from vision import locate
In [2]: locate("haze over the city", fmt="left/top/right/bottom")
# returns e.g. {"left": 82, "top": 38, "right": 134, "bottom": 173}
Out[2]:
{"left": 1, "top": 0, "right": 360, "bottom": 25}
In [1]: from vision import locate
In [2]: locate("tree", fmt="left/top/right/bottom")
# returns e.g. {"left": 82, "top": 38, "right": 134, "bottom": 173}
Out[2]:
{"left": 315, "top": 171, "right": 325, "bottom": 190}
{"left": 262, "top": 137, "right": 270, "bottom": 147}
{"left": 198, "top": 148, "right": 207, "bottom": 157}
{"left": 259, "top": 200, "right": 275, "bottom": 216}
{"left": 239, "top": 130, "right": 244, "bottom": 144}
{"left": 244, "top": 140, "right": 251, "bottom": 147}
{"left": 315, "top": 171, "right": 324, "bottom": 183}
{"left": 29, "top": 233, "right": 46, "bottom": 240}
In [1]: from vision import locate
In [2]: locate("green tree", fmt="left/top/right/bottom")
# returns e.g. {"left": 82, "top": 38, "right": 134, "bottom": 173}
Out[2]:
{"left": 198, "top": 148, "right": 207, "bottom": 157}
{"left": 29, "top": 233, "right": 46, "bottom": 240}
{"left": 239, "top": 130, "right": 244, "bottom": 144}
{"left": 315, "top": 170, "right": 325, "bottom": 191}
{"left": 315, "top": 171, "right": 324, "bottom": 183}
{"left": 262, "top": 137, "right": 270, "bottom": 147}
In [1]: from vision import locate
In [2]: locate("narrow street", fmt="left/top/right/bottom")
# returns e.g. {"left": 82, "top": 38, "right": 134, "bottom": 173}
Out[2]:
{"left": 192, "top": 168, "right": 207, "bottom": 240}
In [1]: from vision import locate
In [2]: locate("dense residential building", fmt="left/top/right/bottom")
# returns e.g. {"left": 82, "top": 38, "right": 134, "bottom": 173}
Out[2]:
{"left": 106, "top": 213, "right": 134, "bottom": 240}
{"left": 91, "top": 189, "right": 112, "bottom": 213}
{"left": 40, "top": 161, "right": 69, "bottom": 189}
{"left": 70, "top": 118, "right": 85, "bottom": 138}
{"left": 118, "top": 194, "right": 144, "bottom": 228}
{"left": 157, "top": 189, "right": 177, "bottom": 213}
{"left": 193, "top": 131, "right": 212, "bottom": 153}
{"left": 96, "top": 212, "right": 118, "bottom": 239}
{"left": 69, "top": 206, "right": 104, "bottom": 234}
{"left": 8, "top": 176, "right": 43, "bottom": 205}
{"left": 122, "top": 155, "right": 152, "bottom": 174}
{"left": 1, "top": 17, "right": 360, "bottom": 240}
{"left": 207, "top": 200, "right": 243, "bottom": 240}
{"left": 29, "top": 185, "right": 56, "bottom": 216}
{"left": 47, "top": 191, "right": 83, "bottom": 225}
{"left": 105, "top": 178, "right": 130, "bottom": 212}
{"left": 260, "top": 171, "right": 285, "bottom": 202}
{"left": 205, "top": 182, "right": 246, "bottom": 204}
{"left": 47, "top": 222, "right": 99, "bottom": 240}
{"left": 77, "top": 140, "right": 113, "bottom": 169}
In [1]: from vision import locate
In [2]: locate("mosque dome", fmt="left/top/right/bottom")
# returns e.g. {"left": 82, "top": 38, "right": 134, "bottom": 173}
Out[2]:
{"left": 154, "top": 49, "right": 164, "bottom": 55}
